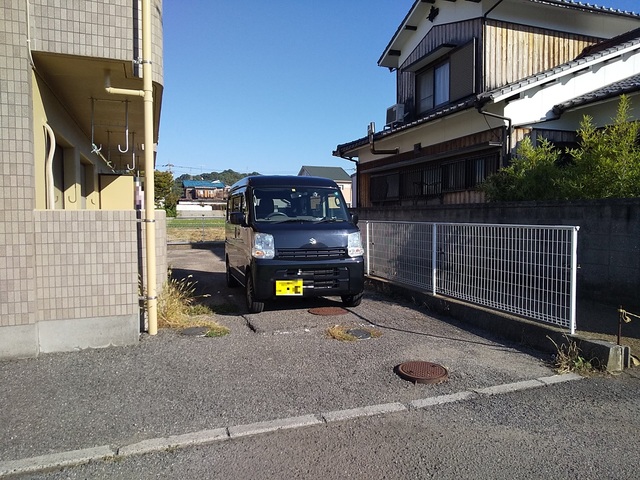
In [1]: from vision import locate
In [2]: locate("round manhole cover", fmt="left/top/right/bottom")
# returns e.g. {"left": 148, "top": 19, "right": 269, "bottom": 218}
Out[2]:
{"left": 308, "top": 307, "right": 348, "bottom": 316}
{"left": 395, "top": 361, "right": 449, "bottom": 384}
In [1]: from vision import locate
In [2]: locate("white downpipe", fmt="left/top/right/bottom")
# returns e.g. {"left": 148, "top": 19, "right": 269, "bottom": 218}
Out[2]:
{"left": 44, "top": 123, "right": 55, "bottom": 209}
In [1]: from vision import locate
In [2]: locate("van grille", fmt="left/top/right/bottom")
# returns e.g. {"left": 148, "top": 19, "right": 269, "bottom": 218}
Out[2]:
{"left": 279, "top": 267, "right": 348, "bottom": 290}
{"left": 276, "top": 248, "right": 347, "bottom": 260}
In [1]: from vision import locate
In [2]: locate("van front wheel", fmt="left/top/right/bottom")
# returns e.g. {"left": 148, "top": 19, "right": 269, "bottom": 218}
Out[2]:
{"left": 341, "top": 292, "right": 363, "bottom": 307}
{"left": 246, "top": 274, "right": 265, "bottom": 313}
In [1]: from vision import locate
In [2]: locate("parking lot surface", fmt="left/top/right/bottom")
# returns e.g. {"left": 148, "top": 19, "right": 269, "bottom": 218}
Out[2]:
{"left": 1, "top": 244, "right": 557, "bottom": 472}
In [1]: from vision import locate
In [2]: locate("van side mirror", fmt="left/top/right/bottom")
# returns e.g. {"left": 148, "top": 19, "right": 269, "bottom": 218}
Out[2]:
{"left": 350, "top": 212, "right": 359, "bottom": 225}
{"left": 229, "top": 212, "right": 246, "bottom": 226}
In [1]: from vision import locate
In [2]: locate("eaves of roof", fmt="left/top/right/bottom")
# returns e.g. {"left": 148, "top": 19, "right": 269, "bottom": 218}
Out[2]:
{"left": 334, "top": 97, "right": 478, "bottom": 157}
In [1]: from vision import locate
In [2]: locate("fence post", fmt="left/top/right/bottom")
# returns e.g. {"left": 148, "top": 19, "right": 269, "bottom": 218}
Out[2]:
{"left": 432, "top": 223, "right": 437, "bottom": 295}
{"left": 570, "top": 226, "right": 580, "bottom": 335}
{"left": 365, "top": 221, "right": 371, "bottom": 276}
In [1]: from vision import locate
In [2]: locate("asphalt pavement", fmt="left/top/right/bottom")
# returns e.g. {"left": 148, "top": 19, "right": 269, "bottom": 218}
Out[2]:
{"left": 0, "top": 244, "right": 630, "bottom": 477}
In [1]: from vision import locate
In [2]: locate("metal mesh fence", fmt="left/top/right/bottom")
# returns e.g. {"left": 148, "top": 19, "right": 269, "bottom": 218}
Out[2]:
{"left": 363, "top": 221, "right": 578, "bottom": 333}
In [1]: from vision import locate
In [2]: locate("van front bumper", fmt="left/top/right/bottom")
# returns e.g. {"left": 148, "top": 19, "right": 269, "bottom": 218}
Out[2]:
{"left": 250, "top": 257, "right": 365, "bottom": 300}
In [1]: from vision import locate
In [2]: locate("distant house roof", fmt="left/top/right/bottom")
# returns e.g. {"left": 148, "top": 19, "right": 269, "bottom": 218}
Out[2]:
{"left": 182, "top": 180, "right": 225, "bottom": 189}
{"left": 298, "top": 166, "right": 351, "bottom": 182}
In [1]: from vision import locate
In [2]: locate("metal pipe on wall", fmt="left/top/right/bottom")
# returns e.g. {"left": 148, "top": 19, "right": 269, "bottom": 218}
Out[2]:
{"left": 104, "top": 0, "right": 157, "bottom": 335}
{"left": 44, "top": 123, "right": 56, "bottom": 209}
{"left": 141, "top": 0, "right": 157, "bottom": 335}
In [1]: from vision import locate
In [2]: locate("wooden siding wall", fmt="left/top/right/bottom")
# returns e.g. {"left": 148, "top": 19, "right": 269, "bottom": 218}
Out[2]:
{"left": 483, "top": 20, "right": 601, "bottom": 90}
{"left": 397, "top": 19, "right": 483, "bottom": 115}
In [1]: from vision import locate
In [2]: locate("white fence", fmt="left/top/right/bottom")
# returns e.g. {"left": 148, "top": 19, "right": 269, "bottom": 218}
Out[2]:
{"left": 362, "top": 221, "right": 579, "bottom": 334}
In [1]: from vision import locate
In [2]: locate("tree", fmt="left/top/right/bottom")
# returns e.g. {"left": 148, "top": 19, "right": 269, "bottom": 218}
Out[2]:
{"left": 155, "top": 170, "right": 179, "bottom": 216}
{"left": 481, "top": 137, "right": 567, "bottom": 201}
{"left": 566, "top": 96, "right": 640, "bottom": 199}
{"left": 482, "top": 96, "right": 640, "bottom": 201}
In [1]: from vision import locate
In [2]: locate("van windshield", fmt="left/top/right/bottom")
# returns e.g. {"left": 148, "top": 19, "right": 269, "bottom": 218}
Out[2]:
{"left": 252, "top": 187, "right": 351, "bottom": 223}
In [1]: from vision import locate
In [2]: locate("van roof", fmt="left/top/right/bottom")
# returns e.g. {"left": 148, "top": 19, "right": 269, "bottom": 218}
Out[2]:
{"left": 229, "top": 175, "right": 339, "bottom": 191}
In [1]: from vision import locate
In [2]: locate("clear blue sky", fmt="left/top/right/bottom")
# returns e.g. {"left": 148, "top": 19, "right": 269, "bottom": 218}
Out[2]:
{"left": 157, "top": 0, "right": 639, "bottom": 178}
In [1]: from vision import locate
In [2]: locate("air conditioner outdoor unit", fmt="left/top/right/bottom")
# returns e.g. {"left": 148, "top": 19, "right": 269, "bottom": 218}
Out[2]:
{"left": 385, "top": 104, "right": 404, "bottom": 127}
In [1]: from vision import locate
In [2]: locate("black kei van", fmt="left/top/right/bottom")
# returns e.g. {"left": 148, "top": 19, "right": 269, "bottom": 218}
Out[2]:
{"left": 225, "top": 175, "right": 365, "bottom": 313}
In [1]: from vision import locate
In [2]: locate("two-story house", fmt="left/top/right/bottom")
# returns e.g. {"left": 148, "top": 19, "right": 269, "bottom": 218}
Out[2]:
{"left": 333, "top": 0, "right": 640, "bottom": 208}
{"left": 177, "top": 180, "right": 228, "bottom": 217}
{"left": 0, "top": 1, "right": 164, "bottom": 358}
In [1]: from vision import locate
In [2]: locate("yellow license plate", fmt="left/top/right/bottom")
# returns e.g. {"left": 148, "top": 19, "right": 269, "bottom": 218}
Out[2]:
{"left": 275, "top": 279, "right": 303, "bottom": 296}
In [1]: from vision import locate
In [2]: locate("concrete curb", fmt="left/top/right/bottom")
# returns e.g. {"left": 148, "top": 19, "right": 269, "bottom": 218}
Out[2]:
{"left": 117, "top": 428, "right": 228, "bottom": 457}
{"left": 228, "top": 415, "right": 322, "bottom": 438}
{"left": 0, "top": 373, "right": 584, "bottom": 478}
{"left": 321, "top": 402, "right": 407, "bottom": 423}
{"left": 0, "top": 446, "right": 116, "bottom": 477}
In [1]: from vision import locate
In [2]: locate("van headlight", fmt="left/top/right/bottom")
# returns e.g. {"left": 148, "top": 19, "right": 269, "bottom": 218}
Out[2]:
{"left": 347, "top": 232, "right": 364, "bottom": 257}
{"left": 252, "top": 232, "right": 275, "bottom": 259}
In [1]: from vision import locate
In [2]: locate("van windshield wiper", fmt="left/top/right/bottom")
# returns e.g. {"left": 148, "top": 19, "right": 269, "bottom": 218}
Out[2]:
{"left": 273, "top": 218, "right": 314, "bottom": 223}
{"left": 314, "top": 217, "right": 343, "bottom": 223}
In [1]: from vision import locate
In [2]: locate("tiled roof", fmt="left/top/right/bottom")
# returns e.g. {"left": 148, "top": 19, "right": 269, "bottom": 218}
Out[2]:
{"left": 553, "top": 73, "right": 640, "bottom": 114}
{"left": 333, "top": 97, "right": 478, "bottom": 157}
{"left": 182, "top": 180, "right": 225, "bottom": 188}
{"left": 528, "top": 0, "right": 639, "bottom": 17}
{"left": 527, "top": 0, "right": 639, "bottom": 17}
{"left": 298, "top": 166, "right": 352, "bottom": 181}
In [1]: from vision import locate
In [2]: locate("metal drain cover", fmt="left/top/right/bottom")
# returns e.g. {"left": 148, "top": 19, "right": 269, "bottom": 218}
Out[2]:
{"left": 347, "top": 328, "right": 372, "bottom": 339}
{"left": 395, "top": 361, "right": 449, "bottom": 384}
{"left": 308, "top": 306, "right": 348, "bottom": 316}
{"left": 181, "top": 326, "right": 209, "bottom": 337}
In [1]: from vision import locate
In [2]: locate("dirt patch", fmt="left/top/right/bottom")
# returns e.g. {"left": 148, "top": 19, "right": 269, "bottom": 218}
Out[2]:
{"left": 167, "top": 227, "right": 225, "bottom": 243}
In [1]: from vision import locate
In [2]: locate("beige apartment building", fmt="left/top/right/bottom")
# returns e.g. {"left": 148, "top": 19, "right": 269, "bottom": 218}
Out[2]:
{"left": 0, "top": 0, "right": 166, "bottom": 358}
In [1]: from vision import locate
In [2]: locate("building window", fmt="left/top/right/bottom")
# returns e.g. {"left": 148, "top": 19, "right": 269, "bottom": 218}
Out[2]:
{"left": 368, "top": 151, "right": 500, "bottom": 204}
{"left": 371, "top": 173, "right": 400, "bottom": 202}
{"left": 416, "top": 61, "right": 450, "bottom": 115}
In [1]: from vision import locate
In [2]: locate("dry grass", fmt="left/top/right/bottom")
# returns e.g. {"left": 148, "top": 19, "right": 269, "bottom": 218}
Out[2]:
{"left": 326, "top": 324, "right": 383, "bottom": 342}
{"left": 547, "top": 335, "right": 599, "bottom": 375}
{"left": 167, "top": 227, "right": 225, "bottom": 243}
{"left": 157, "top": 270, "right": 229, "bottom": 337}
{"left": 166, "top": 219, "right": 225, "bottom": 243}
